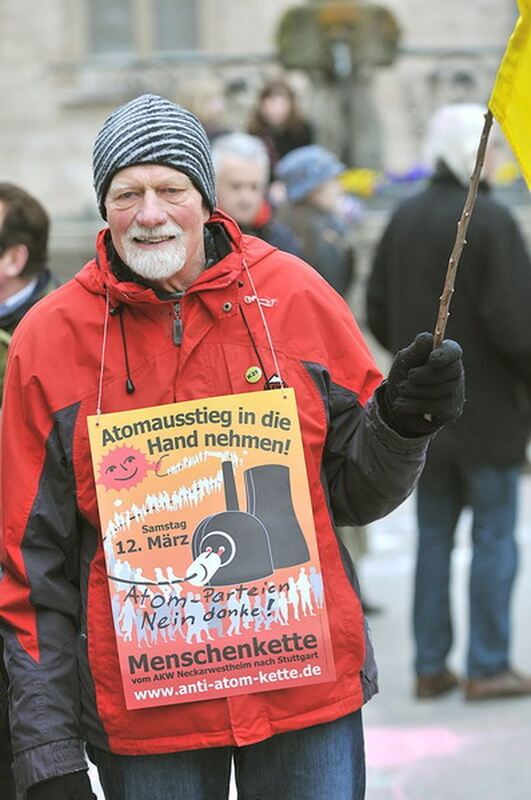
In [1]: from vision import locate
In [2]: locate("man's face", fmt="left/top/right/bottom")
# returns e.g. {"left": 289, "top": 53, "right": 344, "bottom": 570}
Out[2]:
{"left": 215, "top": 155, "right": 268, "bottom": 228}
{"left": 0, "top": 201, "right": 21, "bottom": 301}
{"left": 105, "top": 165, "right": 210, "bottom": 291}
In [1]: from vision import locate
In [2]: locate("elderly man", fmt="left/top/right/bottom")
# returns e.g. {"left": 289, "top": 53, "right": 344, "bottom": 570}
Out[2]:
{"left": 0, "top": 94, "right": 464, "bottom": 800}
{"left": 212, "top": 131, "right": 301, "bottom": 255}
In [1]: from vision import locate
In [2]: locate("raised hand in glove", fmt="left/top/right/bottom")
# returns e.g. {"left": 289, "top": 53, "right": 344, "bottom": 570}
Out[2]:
{"left": 382, "top": 331, "right": 465, "bottom": 437}
{"left": 27, "top": 770, "right": 96, "bottom": 800}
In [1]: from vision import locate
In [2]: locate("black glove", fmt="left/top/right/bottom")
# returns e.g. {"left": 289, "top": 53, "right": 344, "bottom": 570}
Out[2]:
{"left": 27, "top": 771, "right": 96, "bottom": 800}
{"left": 382, "top": 331, "right": 465, "bottom": 437}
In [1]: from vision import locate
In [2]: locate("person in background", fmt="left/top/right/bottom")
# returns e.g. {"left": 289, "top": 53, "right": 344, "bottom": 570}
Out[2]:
{"left": 275, "top": 144, "right": 381, "bottom": 613}
{"left": 275, "top": 144, "right": 355, "bottom": 299}
{"left": 367, "top": 103, "right": 531, "bottom": 701}
{"left": 247, "top": 78, "right": 314, "bottom": 171}
{"left": 212, "top": 132, "right": 302, "bottom": 256}
{"left": 0, "top": 182, "right": 57, "bottom": 800}
{"left": 0, "top": 94, "right": 464, "bottom": 800}
{"left": 0, "top": 183, "right": 56, "bottom": 399}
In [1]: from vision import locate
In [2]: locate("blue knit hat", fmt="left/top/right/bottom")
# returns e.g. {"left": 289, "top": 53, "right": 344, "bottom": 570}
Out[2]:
{"left": 275, "top": 145, "right": 345, "bottom": 203}
{"left": 93, "top": 94, "right": 216, "bottom": 219}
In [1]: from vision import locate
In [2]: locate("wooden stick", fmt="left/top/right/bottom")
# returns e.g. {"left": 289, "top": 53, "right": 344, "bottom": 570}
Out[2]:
{"left": 433, "top": 109, "right": 494, "bottom": 347}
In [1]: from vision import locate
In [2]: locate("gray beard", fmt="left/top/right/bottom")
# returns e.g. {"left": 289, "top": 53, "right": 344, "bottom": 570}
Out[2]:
{"left": 123, "top": 228, "right": 186, "bottom": 282}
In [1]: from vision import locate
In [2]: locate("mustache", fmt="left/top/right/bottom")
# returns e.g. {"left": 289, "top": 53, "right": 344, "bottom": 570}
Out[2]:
{"left": 126, "top": 223, "right": 184, "bottom": 240}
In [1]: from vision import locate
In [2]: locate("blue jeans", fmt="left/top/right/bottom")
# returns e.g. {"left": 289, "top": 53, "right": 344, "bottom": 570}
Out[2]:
{"left": 88, "top": 710, "right": 365, "bottom": 800}
{"left": 414, "top": 455, "right": 519, "bottom": 679}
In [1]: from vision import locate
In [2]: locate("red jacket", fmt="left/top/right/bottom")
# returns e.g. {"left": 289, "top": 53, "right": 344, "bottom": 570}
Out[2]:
{"left": 0, "top": 212, "right": 428, "bottom": 790}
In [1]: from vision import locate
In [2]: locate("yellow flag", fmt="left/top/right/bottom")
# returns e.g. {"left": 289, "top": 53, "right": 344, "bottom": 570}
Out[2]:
{"left": 489, "top": 0, "right": 531, "bottom": 188}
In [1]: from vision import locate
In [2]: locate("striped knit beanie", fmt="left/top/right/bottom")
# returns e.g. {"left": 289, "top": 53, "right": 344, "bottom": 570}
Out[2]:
{"left": 93, "top": 94, "right": 216, "bottom": 219}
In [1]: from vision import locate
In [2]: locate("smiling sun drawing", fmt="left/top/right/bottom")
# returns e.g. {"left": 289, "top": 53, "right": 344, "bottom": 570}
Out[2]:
{"left": 98, "top": 446, "right": 152, "bottom": 491}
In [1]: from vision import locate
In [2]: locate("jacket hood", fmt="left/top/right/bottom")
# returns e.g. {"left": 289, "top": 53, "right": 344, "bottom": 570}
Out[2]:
{"left": 74, "top": 209, "right": 275, "bottom": 307}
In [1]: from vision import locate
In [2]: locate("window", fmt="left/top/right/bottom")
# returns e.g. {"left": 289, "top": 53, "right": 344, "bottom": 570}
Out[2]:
{"left": 153, "top": 0, "right": 198, "bottom": 54}
{"left": 89, "top": 0, "right": 135, "bottom": 56}
{"left": 87, "top": 0, "right": 199, "bottom": 59}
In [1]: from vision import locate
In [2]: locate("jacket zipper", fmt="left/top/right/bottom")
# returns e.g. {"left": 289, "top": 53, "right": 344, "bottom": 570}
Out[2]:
{"left": 172, "top": 301, "right": 183, "bottom": 345}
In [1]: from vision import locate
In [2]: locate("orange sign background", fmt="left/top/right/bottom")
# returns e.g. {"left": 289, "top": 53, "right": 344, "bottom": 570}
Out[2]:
{"left": 87, "top": 389, "right": 335, "bottom": 710}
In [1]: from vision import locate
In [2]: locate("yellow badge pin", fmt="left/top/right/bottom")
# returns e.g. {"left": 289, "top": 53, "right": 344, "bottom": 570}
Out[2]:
{"left": 245, "top": 366, "right": 263, "bottom": 384}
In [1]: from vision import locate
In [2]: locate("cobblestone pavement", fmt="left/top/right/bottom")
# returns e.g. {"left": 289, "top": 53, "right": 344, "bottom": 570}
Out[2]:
{"left": 90, "top": 472, "right": 531, "bottom": 799}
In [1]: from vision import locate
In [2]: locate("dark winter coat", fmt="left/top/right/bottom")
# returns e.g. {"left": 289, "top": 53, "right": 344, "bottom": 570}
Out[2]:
{"left": 0, "top": 269, "right": 57, "bottom": 399}
{"left": 251, "top": 122, "right": 314, "bottom": 170}
{"left": 242, "top": 201, "right": 303, "bottom": 258}
{"left": 277, "top": 201, "right": 355, "bottom": 296}
{"left": 367, "top": 168, "right": 531, "bottom": 466}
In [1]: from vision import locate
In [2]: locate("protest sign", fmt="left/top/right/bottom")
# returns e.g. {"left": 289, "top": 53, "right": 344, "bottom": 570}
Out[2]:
{"left": 87, "top": 389, "right": 335, "bottom": 709}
